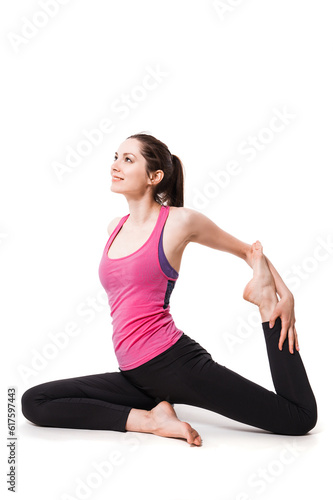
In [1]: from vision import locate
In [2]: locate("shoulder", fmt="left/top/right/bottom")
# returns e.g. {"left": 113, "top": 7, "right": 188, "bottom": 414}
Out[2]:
{"left": 168, "top": 206, "right": 221, "bottom": 242}
{"left": 167, "top": 206, "right": 199, "bottom": 242}
{"left": 168, "top": 206, "right": 203, "bottom": 224}
{"left": 107, "top": 216, "right": 123, "bottom": 236}
{"left": 168, "top": 206, "right": 193, "bottom": 221}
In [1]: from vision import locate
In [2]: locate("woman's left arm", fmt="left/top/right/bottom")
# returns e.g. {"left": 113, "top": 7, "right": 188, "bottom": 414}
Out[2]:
{"left": 184, "top": 208, "right": 298, "bottom": 353}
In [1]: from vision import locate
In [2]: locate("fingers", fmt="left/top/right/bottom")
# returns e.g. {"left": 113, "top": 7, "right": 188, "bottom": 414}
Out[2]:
{"left": 269, "top": 309, "right": 279, "bottom": 329}
{"left": 269, "top": 315, "right": 276, "bottom": 329}
{"left": 279, "top": 325, "right": 299, "bottom": 354}
{"left": 278, "top": 322, "right": 288, "bottom": 351}
{"left": 278, "top": 331, "right": 287, "bottom": 351}
{"left": 295, "top": 327, "right": 300, "bottom": 351}
{"left": 288, "top": 326, "right": 301, "bottom": 354}
{"left": 288, "top": 327, "right": 295, "bottom": 354}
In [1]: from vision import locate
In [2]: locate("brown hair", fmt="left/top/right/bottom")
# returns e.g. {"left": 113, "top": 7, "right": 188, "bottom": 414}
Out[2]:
{"left": 127, "top": 132, "right": 185, "bottom": 207}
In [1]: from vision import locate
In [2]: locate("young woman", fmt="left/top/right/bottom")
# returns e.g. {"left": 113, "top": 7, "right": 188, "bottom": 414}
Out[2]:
{"left": 21, "top": 133, "right": 317, "bottom": 447}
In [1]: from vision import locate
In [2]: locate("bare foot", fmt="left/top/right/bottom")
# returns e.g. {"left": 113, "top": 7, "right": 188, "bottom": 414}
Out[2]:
{"left": 243, "top": 241, "right": 278, "bottom": 311}
{"left": 149, "top": 401, "right": 202, "bottom": 447}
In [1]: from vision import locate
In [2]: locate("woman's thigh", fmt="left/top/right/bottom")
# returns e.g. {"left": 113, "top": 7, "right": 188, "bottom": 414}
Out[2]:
{"left": 22, "top": 371, "right": 157, "bottom": 410}
{"left": 121, "top": 333, "right": 215, "bottom": 404}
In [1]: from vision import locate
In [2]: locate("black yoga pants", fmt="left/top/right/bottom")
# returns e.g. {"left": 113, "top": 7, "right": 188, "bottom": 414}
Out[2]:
{"left": 21, "top": 318, "right": 317, "bottom": 436}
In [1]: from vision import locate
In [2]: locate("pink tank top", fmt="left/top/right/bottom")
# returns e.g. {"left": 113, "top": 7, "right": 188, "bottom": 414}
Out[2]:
{"left": 98, "top": 204, "right": 184, "bottom": 370}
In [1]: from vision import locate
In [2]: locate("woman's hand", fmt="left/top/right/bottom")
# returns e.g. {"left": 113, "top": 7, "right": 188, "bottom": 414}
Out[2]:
{"left": 269, "top": 294, "right": 299, "bottom": 354}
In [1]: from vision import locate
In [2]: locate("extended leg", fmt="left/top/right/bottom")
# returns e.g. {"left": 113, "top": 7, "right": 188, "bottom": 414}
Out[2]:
{"left": 21, "top": 372, "right": 202, "bottom": 445}
{"left": 21, "top": 371, "right": 157, "bottom": 432}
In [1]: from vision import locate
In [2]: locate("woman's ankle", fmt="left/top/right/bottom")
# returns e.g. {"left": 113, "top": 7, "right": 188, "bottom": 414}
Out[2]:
{"left": 125, "top": 408, "right": 153, "bottom": 433}
{"left": 259, "top": 295, "right": 278, "bottom": 322}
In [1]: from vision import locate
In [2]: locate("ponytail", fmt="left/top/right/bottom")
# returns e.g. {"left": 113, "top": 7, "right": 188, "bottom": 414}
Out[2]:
{"left": 169, "top": 154, "right": 184, "bottom": 207}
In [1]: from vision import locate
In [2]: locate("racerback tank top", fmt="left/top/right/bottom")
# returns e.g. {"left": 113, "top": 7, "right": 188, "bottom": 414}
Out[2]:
{"left": 98, "top": 204, "right": 184, "bottom": 370}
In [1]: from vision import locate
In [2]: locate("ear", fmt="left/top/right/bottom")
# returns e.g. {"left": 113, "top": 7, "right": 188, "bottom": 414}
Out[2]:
{"left": 149, "top": 170, "right": 164, "bottom": 185}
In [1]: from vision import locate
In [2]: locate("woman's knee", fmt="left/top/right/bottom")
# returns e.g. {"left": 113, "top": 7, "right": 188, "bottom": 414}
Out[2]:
{"left": 21, "top": 385, "right": 46, "bottom": 425}
{"left": 300, "top": 403, "right": 318, "bottom": 436}
{"left": 290, "top": 400, "right": 318, "bottom": 436}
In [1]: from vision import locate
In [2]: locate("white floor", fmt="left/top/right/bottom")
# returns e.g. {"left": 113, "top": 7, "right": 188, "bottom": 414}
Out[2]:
{"left": 13, "top": 404, "right": 328, "bottom": 500}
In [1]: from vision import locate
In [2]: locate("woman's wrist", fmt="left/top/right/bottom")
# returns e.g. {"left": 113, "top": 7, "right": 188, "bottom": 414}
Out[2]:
{"left": 278, "top": 290, "right": 294, "bottom": 302}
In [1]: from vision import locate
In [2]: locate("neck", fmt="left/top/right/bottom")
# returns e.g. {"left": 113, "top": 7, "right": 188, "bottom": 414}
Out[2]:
{"left": 125, "top": 198, "right": 162, "bottom": 227}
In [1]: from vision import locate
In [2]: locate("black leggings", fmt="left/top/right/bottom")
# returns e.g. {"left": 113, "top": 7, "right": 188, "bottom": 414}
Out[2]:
{"left": 21, "top": 318, "right": 317, "bottom": 436}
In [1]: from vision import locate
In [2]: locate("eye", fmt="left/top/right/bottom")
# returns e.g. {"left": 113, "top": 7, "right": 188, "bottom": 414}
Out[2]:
{"left": 113, "top": 155, "right": 132, "bottom": 162}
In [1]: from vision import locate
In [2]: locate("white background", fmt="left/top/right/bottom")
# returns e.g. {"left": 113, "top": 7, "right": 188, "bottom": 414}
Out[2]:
{"left": 1, "top": 1, "right": 332, "bottom": 499}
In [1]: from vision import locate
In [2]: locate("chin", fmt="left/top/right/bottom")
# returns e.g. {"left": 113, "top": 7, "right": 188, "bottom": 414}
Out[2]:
{"left": 110, "top": 184, "right": 124, "bottom": 192}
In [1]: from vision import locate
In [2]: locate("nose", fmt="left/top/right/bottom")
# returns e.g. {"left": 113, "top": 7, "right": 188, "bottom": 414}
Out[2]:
{"left": 111, "top": 160, "right": 120, "bottom": 175}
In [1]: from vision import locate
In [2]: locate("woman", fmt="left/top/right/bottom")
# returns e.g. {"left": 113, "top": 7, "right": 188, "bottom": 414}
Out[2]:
{"left": 21, "top": 133, "right": 317, "bottom": 447}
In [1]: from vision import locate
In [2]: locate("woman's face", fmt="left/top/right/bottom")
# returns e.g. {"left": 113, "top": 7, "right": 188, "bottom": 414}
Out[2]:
{"left": 110, "top": 138, "right": 163, "bottom": 198}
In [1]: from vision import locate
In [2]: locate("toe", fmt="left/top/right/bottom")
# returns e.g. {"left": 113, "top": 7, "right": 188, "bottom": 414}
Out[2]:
{"left": 194, "top": 435, "right": 202, "bottom": 446}
{"left": 255, "top": 240, "right": 263, "bottom": 253}
{"left": 189, "top": 428, "right": 202, "bottom": 446}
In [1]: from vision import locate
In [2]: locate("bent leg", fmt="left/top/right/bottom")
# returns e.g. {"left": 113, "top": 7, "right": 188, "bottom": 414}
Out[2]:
{"left": 21, "top": 372, "right": 156, "bottom": 432}
{"left": 122, "top": 324, "right": 317, "bottom": 436}
{"left": 262, "top": 317, "right": 317, "bottom": 416}
{"left": 180, "top": 318, "right": 317, "bottom": 435}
